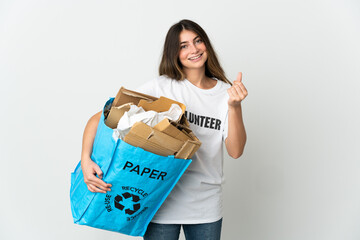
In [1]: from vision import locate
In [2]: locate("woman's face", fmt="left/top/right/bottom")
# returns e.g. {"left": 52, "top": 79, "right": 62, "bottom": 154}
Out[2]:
{"left": 178, "top": 29, "right": 207, "bottom": 70}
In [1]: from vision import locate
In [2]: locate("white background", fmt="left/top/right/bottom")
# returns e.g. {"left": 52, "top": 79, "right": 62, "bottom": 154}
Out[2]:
{"left": 1, "top": 0, "right": 359, "bottom": 239}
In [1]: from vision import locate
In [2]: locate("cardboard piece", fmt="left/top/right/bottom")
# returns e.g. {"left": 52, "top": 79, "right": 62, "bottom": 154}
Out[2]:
{"left": 105, "top": 87, "right": 158, "bottom": 129}
{"left": 104, "top": 87, "right": 201, "bottom": 159}
{"left": 104, "top": 103, "right": 131, "bottom": 129}
{"left": 113, "top": 87, "right": 157, "bottom": 107}
{"left": 124, "top": 122, "right": 184, "bottom": 157}
{"left": 138, "top": 97, "right": 186, "bottom": 122}
{"left": 154, "top": 118, "right": 191, "bottom": 142}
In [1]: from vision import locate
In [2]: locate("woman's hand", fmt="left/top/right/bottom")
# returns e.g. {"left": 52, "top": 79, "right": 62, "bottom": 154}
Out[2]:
{"left": 227, "top": 72, "right": 248, "bottom": 108}
{"left": 81, "top": 157, "right": 112, "bottom": 193}
{"left": 225, "top": 72, "right": 247, "bottom": 158}
{"left": 80, "top": 111, "right": 110, "bottom": 193}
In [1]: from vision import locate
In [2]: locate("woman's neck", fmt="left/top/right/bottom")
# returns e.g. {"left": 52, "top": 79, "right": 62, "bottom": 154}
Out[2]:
{"left": 184, "top": 68, "right": 216, "bottom": 89}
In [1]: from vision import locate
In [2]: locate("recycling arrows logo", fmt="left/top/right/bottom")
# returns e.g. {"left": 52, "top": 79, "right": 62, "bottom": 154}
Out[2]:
{"left": 114, "top": 192, "right": 141, "bottom": 215}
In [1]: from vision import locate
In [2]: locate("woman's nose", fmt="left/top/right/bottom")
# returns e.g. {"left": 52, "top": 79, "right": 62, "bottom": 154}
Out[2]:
{"left": 189, "top": 43, "right": 199, "bottom": 53}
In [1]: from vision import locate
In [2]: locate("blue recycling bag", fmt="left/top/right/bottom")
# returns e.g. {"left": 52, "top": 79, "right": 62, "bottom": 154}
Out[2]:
{"left": 70, "top": 98, "right": 192, "bottom": 236}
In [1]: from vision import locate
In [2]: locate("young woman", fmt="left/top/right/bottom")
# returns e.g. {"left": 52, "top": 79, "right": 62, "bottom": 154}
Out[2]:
{"left": 80, "top": 19, "right": 247, "bottom": 240}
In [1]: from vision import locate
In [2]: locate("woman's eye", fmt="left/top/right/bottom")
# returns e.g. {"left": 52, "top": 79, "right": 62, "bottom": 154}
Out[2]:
{"left": 180, "top": 45, "right": 187, "bottom": 49}
{"left": 195, "top": 39, "right": 203, "bottom": 44}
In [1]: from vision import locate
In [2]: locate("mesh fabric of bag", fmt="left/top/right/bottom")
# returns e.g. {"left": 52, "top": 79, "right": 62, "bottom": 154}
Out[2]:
{"left": 70, "top": 98, "right": 192, "bottom": 236}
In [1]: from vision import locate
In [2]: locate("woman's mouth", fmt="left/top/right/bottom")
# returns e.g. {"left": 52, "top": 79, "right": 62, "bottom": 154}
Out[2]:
{"left": 188, "top": 53, "right": 203, "bottom": 61}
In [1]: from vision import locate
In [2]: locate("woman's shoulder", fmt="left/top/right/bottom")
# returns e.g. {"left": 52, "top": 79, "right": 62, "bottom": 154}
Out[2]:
{"left": 156, "top": 75, "right": 185, "bottom": 87}
{"left": 136, "top": 75, "right": 181, "bottom": 96}
{"left": 157, "top": 74, "right": 179, "bottom": 82}
{"left": 213, "top": 78, "right": 231, "bottom": 93}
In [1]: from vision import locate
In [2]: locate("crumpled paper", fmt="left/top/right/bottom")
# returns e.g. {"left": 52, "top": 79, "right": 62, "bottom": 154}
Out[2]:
{"left": 113, "top": 103, "right": 182, "bottom": 140}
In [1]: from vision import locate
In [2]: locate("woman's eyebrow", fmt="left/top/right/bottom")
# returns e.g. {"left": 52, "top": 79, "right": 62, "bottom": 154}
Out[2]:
{"left": 180, "top": 35, "right": 200, "bottom": 45}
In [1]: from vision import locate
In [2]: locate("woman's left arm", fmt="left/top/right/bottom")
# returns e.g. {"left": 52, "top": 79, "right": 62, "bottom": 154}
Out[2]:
{"left": 225, "top": 72, "right": 248, "bottom": 159}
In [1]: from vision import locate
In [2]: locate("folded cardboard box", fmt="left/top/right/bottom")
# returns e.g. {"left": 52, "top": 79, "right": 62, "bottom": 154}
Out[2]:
{"left": 104, "top": 87, "right": 201, "bottom": 159}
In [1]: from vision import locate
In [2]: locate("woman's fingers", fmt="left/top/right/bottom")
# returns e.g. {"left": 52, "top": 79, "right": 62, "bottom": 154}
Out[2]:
{"left": 85, "top": 172, "right": 112, "bottom": 190}
{"left": 83, "top": 170, "right": 111, "bottom": 192}
{"left": 233, "top": 84, "right": 244, "bottom": 98}
{"left": 231, "top": 72, "right": 248, "bottom": 100}
{"left": 227, "top": 74, "right": 248, "bottom": 106}
{"left": 234, "top": 82, "right": 248, "bottom": 98}
{"left": 92, "top": 162, "right": 104, "bottom": 179}
{"left": 228, "top": 88, "right": 241, "bottom": 107}
{"left": 237, "top": 72, "right": 242, "bottom": 82}
{"left": 82, "top": 158, "right": 112, "bottom": 192}
{"left": 85, "top": 175, "right": 112, "bottom": 192}
{"left": 87, "top": 183, "right": 108, "bottom": 193}
{"left": 231, "top": 86, "right": 245, "bottom": 102}
{"left": 228, "top": 84, "right": 244, "bottom": 100}
{"left": 89, "top": 176, "right": 112, "bottom": 191}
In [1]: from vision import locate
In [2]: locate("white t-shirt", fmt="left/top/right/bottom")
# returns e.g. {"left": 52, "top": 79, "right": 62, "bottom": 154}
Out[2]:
{"left": 136, "top": 75, "right": 230, "bottom": 224}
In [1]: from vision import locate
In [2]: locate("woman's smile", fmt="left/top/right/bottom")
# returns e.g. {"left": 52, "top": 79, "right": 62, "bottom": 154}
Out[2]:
{"left": 188, "top": 53, "right": 204, "bottom": 61}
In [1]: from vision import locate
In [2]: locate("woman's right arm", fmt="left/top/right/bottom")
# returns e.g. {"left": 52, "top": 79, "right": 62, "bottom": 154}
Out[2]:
{"left": 81, "top": 111, "right": 112, "bottom": 193}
